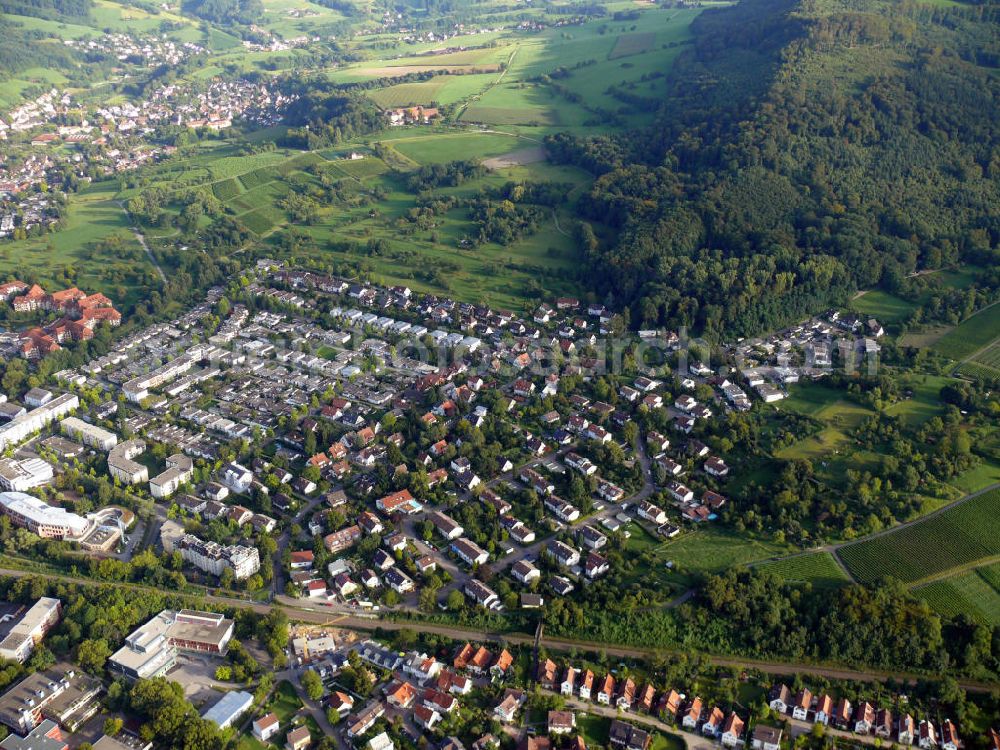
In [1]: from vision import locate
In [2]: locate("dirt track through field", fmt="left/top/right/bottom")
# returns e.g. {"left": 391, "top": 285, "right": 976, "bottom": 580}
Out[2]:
{"left": 358, "top": 64, "right": 499, "bottom": 77}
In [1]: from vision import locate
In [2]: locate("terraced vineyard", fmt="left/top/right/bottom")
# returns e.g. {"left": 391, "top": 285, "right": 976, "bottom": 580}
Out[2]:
{"left": 956, "top": 360, "right": 1000, "bottom": 386}
{"left": 838, "top": 487, "right": 1000, "bottom": 583}
{"left": 755, "top": 552, "right": 850, "bottom": 589}
{"left": 956, "top": 339, "right": 1000, "bottom": 384}
{"left": 915, "top": 566, "right": 1000, "bottom": 626}
{"left": 932, "top": 303, "right": 1000, "bottom": 360}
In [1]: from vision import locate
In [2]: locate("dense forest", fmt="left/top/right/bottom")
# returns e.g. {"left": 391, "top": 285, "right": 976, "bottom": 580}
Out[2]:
{"left": 181, "top": 0, "right": 261, "bottom": 24}
{"left": 0, "top": 0, "right": 90, "bottom": 20}
{"left": 544, "top": 568, "right": 999, "bottom": 678}
{"left": 0, "top": 20, "right": 79, "bottom": 80}
{"left": 550, "top": 0, "right": 1000, "bottom": 338}
{"left": 278, "top": 80, "right": 384, "bottom": 149}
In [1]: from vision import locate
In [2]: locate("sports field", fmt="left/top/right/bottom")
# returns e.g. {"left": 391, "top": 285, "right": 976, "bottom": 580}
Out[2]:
{"left": 838, "top": 487, "right": 1000, "bottom": 584}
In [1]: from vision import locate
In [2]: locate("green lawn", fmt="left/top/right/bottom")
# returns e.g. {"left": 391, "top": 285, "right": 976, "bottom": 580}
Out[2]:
{"left": 270, "top": 681, "right": 303, "bottom": 723}
{"left": 850, "top": 290, "right": 917, "bottom": 325}
{"left": 387, "top": 132, "right": 526, "bottom": 164}
{"left": 883, "top": 374, "right": 952, "bottom": 427}
{"left": 657, "top": 528, "right": 791, "bottom": 576}
{"left": 754, "top": 551, "right": 851, "bottom": 589}
{"left": 772, "top": 384, "right": 874, "bottom": 463}
{"left": 949, "top": 459, "right": 1000, "bottom": 495}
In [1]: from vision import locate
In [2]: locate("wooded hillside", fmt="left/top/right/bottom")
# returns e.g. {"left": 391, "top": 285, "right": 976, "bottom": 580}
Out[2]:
{"left": 552, "top": 0, "right": 1000, "bottom": 338}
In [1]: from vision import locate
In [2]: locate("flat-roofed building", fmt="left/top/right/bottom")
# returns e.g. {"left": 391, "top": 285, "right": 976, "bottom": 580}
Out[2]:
{"left": 108, "top": 610, "right": 233, "bottom": 681}
{"left": 162, "top": 531, "right": 260, "bottom": 580}
{"left": 0, "top": 458, "right": 53, "bottom": 492}
{"left": 0, "top": 597, "right": 61, "bottom": 664}
{"left": 168, "top": 610, "right": 234, "bottom": 653}
{"left": 0, "top": 664, "right": 101, "bottom": 734}
{"left": 149, "top": 455, "right": 194, "bottom": 499}
{"left": 92, "top": 735, "right": 152, "bottom": 750}
{"left": 107, "top": 440, "right": 148, "bottom": 485}
{"left": 122, "top": 351, "right": 202, "bottom": 403}
{"left": 0, "top": 718, "right": 67, "bottom": 750}
{"left": 59, "top": 418, "right": 117, "bottom": 452}
{"left": 107, "top": 611, "right": 175, "bottom": 681}
{"left": 0, "top": 393, "right": 79, "bottom": 452}
{"left": 0, "top": 492, "right": 90, "bottom": 540}
{"left": 202, "top": 691, "right": 252, "bottom": 729}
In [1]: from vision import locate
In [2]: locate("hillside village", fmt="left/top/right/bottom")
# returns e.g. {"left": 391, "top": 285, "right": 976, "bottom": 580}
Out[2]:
{"left": 0, "top": 80, "right": 293, "bottom": 239}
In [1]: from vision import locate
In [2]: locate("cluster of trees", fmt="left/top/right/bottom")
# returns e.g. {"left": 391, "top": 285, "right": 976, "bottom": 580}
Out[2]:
{"left": 549, "top": 0, "right": 1000, "bottom": 338}
{"left": 0, "top": 0, "right": 89, "bottom": 20}
{"left": 467, "top": 196, "right": 544, "bottom": 246}
{"left": 126, "top": 678, "right": 225, "bottom": 749}
{"left": 546, "top": 567, "right": 999, "bottom": 677}
{"left": 181, "top": 0, "right": 261, "bottom": 24}
{"left": 404, "top": 160, "right": 486, "bottom": 191}
{"left": 0, "top": 20, "right": 78, "bottom": 82}
{"left": 279, "top": 81, "right": 383, "bottom": 150}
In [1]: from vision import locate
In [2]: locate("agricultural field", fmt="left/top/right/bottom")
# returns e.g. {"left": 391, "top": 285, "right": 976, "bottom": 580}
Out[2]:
{"left": 956, "top": 339, "right": 1000, "bottom": 385}
{"left": 837, "top": 487, "right": 1000, "bottom": 584}
{"left": 754, "top": 552, "right": 851, "bottom": 589}
{"left": 609, "top": 31, "right": 657, "bottom": 59}
{"left": 462, "top": 83, "right": 574, "bottom": 126}
{"left": 343, "top": 6, "right": 701, "bottom": 130}
{"left": 914, "top": 566, "right": 1000, "bottom": 626}
{"left": 931, "top": 302, "right": 1000, "bottom": 360}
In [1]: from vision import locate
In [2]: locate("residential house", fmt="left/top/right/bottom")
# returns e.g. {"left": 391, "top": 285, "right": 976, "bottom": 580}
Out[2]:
{"left": 814, "top": 694, "right": 834, "bottom": 726}
{"left": 616, "top": 678, "right": 636, "bottom": 711}
{"left": 597, "top": 674, "right": 615, "bottom": 705}
{"left": 792, "top": 689, "right": 811, "bottom": 721}
{"left": 854, "top": 701, "right": 876, "bottom": 734}
{"left": 941, "top": 720, "right": 961, "bottom": 750}
{"left": 702, "top": 706, "right": 725, "bottom": 737}
{"left": 682, "top": 697, "right": 703, "bottom": 729}
{"left": 548, "top": 711, "right": 575, "bottom": 735}
{"left": 898, "top": 714, "right": 916, "bottom": 745}
{"left": 920, "top": 720, "right": 937, "bottom": 749}
{"left": 578, "top": 670, "right": 594, "bottom": 701}
{"left": 721, "top": 713, "right": 745, "bottom": 747}
{"left": 752, "top": 727, "right": 782, "bottom": 750}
